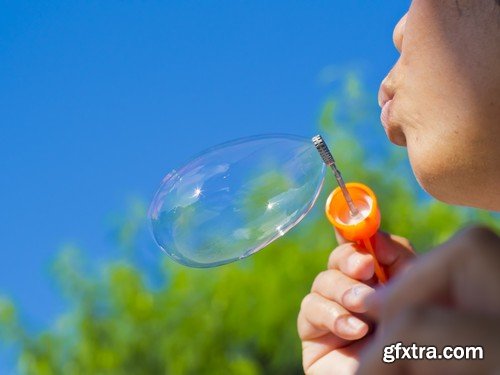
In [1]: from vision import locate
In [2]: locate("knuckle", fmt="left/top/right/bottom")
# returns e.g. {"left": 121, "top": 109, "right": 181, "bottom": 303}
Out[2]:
{"left": 328, "top": 243, "right": 358, "bottom": 268}
{"left": 312, "top": 270, "right": 328, "bottom": 286}
{"left": 327, "top": 250, "right": 337, "bottom": 268}
{"left": 312, "top": 269, "right": 345, "bottom": 298}
{"left": 297, "top": 309, "right": 303, "bottom": 329}
{"left": 311, "top": 270, "right": 332, "bottom": 291}
{"left": 300, "top": 293, "right": 316, "bottom": 313}
{"left": 327, "top": 244, "right": 352, "bottom": 267}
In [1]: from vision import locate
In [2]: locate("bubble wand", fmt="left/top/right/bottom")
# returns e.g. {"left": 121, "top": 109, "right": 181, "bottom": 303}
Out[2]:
{"left": 312, "top": 135, "right": 388, "bottom": 284}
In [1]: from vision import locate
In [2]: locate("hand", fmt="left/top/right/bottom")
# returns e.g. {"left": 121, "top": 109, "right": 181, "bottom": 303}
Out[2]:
{"left": 358, "top": 226, "right": 500, "bottom": 374}
{"left": 297, "top": 231, "right": 415, "bottom": 374}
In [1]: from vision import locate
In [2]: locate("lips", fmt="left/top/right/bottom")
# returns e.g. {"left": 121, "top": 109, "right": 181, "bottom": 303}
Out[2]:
{"left": 378, "top": 80, "right": 407, "bottom": 147}
{"left": 378, "top": 81, "right": 393, "bottom": 109}
{"left": 380, "top": 99, "right": 393, "bottom": 130}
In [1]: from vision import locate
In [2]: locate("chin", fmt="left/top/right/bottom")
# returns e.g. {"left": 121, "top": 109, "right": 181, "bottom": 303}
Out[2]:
{"left": 414, "top": 168, "right": 456, "bottom": 203}
{"left": 413, "top": 164, "right": 500, "bottom": 211}
{"left": 409, "top": 151, "right": 473, "bottom": 208}
{"left": 406, "top": 134, "right": 500, "bottom": 211}
{"left": 416, "top": 175, "right": 465, "bottom": 206}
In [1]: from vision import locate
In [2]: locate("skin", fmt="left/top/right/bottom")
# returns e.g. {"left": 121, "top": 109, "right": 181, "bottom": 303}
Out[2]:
{"left": 298, "top": 232, "right": 415, "bottom": 374}
{"left": 298, "top": 1, "right": 500, "bottom": 373}
{"left": 380, "top": 0, "right": 500, "bottom": 210}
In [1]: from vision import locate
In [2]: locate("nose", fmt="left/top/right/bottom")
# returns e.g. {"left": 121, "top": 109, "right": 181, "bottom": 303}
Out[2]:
{"left": 393, "top": 13, "right": 407, "bottom": 53}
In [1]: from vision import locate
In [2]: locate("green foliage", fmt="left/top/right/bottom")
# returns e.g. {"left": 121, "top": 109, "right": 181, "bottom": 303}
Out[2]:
{"left": 1, "top": 75, "right": 498, "bottom": 374}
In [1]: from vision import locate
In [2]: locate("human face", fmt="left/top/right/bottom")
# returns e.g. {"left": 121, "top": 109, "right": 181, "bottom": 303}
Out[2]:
{"left": 379, "top": 0, "right": 500, "bottom": 210}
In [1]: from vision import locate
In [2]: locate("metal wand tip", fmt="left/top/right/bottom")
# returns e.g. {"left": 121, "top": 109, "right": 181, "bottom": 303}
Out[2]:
{"left": 312, "top": 135, "right": 334, "bottom": 166}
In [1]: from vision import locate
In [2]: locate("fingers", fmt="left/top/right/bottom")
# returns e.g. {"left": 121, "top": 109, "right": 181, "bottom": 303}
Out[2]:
{"left": 328, "top": 244, "right": 375, "bottom": 281}
{"left": 328, "top": 231, "right": 415, "bottom": 281}
{"left": 298, "top": 292, "right": 369, "bottom": 342}
{"left": 301, "top": 334, "right": 353, "bottom": 373}
{"left": 357, "top": 307, "right": 500, "bottom": 375}
{"left": 305, "top": 339, "right": 368, "bottom": 375}
{"left": 312, "top": 269, "right": 375, "bottom": 313}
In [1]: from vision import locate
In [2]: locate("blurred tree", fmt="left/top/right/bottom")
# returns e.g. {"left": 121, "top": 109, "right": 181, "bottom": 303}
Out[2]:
{"left": 1, "top": 74, "right": 498, "bottom": 374}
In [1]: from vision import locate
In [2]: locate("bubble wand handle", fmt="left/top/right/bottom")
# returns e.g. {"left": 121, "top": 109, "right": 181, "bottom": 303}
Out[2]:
{"left": 312, "top": 135, "right": 387, "bottom": 284}
{"left": 361, "top": 237, "right": 387, "bottom": 284}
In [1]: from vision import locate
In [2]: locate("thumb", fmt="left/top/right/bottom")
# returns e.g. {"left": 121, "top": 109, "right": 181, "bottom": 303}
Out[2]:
{"left": 335, "top": 229, "right": 415, "bottom": 278}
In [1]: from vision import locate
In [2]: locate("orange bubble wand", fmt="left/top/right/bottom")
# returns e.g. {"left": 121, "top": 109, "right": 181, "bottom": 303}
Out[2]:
{"left": 312, "top": 135, "right": 388, "bottom": 284}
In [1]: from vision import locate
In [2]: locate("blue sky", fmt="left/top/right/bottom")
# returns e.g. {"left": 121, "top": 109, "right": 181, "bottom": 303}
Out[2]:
{"left": 0, "top": 0, "right": 409, "bottom": 368}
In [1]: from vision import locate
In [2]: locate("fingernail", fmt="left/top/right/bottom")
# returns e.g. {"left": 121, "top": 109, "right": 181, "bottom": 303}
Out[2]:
{"left": 343, "top": 284, "right": 374, "bottom": 308}
{"left": 337, "top": 315, "right": 367, "bottom": 336}
{"left": 347, "top": 316, "right": 366, "bottom": 331}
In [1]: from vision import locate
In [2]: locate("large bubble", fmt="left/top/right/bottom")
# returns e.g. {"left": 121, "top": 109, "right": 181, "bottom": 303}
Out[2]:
{"left": 148, "top": 134, "right": 325, "bottom": 267}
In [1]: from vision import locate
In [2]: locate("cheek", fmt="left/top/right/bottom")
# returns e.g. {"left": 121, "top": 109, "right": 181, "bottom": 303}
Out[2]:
{"left": 390, "top": 85, "right": 498, "bottom": 209}
{"left": 390, "top": 1, "right": 500, "bottom": 208}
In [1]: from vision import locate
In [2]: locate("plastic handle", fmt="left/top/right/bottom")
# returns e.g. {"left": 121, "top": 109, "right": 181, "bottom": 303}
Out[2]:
{"left": 325, "top": 182, "right": 388, "bottom": 284}
{"left": 360, "top": 236, "right": 387, "bottom": 284}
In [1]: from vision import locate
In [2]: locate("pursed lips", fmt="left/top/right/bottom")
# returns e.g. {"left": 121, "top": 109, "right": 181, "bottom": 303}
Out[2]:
{"left": 378, "top": 79, "right": 407, "bottom": 147}
{"left": 378, "top": 79, "right": 393, "bottom": 108}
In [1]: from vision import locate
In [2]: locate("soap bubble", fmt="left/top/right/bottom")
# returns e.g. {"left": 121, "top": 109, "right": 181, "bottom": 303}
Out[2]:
{"left": 148, "top": 134, "right": 325, "bottom": 267}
